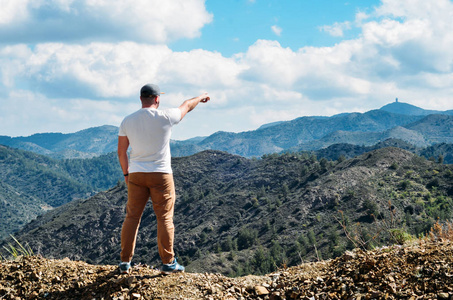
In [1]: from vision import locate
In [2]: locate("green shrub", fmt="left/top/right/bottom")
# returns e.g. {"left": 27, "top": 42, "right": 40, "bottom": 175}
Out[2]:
{"left": 389, "top": 228, "right": 414, "bottom": 245}
{"left": 237, "top": 228, "right": 258, "bottom": 250}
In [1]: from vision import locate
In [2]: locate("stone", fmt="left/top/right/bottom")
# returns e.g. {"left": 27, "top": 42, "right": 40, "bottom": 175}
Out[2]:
{"left": 255, "top": 285, "right": 269, "bottom": 295}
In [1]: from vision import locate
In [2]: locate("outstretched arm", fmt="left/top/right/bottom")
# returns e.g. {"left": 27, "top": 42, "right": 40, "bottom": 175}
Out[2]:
{"left": 178, "top": 93, "right": 210, "bottom": 120}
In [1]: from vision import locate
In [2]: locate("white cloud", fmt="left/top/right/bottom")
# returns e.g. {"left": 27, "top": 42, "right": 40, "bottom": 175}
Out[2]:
{"left": 160, "top": 49, "right": 246, "bottom": 91}
{"left": 2, "top": 0, "right": 453, "bottom": 139}
{"left": 0, "top": 42, "right": 246, "bottom": 101}
{"left": 0, "top": 0, "right": 213, "bottom": 43}
{"left": 238, "top": 39, "right": 371, "bottom": 100}
{"left": 271, "top": 25, "right": 282, "bottom": 36}
{"left": 0, "top": 42, "right": 174, "bottom": 98}
{"left": 319, "top": 21, "right": 351, "bottom": 37}
{"left": 375, "top": 0, "right": 453, "bottom": 20}
{"left": 0, "top": 89, "right": 136, "bottom": 136}
{"left": 0, "top": 0, "right": 30, "bottom": 25}
{"left": 234, "top": 0, "right": 453, "bottom": 115}
{"left": 372, "top": 0, "right": 453, "bottom": 69}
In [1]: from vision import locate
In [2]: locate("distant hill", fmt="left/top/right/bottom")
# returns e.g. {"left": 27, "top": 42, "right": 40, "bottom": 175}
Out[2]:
{"left": 0, "top": 125, "right": 118, "bottom": 158}
{"left": 189, "top": 110, "right": 422, "bottom": 157}
{"left": 380, "top": 100, "right": 453, "bottom": 116}
{"left": 310, "top": 139, "right": 453, "bottom": 164}
{"left": 311, "top": 138, "right": 419, "bottom": 161}
{"left": 3, "top": 148, "right": 453, "bottom": 276}
{"left": 0, "top": 145, "right": 122, "bottom": 239}
{"left": 294, "top": 126, "right": 428, "bottom": 151}
{"left": 2, "top": 101, "right": 452, "bottom": 158}
{"left": 420, "top": 143, "right": 453, "bottom": 164}
{"left": 405, "top": 114, "right": 453, "bottom": 144}
{"left": 0, "top": 180, "right": 48, "bottom": 241}
{"left": 183, "top": 109, "right": 453, "bottom": 157}
{"left": 2, "top": 134, "right": 453, "bottom": 241}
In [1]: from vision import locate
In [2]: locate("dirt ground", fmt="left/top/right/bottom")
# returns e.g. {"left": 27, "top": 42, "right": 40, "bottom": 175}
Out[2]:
{"left": 1, "top": 240, "right": 453, "bottom": 299}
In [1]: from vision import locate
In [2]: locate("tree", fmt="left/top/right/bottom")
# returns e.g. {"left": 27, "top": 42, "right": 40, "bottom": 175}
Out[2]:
{"left": 237, "top": 228, "right": 258, "bottom": 250}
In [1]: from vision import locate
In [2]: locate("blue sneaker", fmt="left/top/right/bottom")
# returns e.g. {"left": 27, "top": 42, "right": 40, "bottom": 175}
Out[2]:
{"left": 161, "top": 258, "right": 185, "bottom": 275}
{"left": 119, "top": 262, "right": 131, "bottom": 274}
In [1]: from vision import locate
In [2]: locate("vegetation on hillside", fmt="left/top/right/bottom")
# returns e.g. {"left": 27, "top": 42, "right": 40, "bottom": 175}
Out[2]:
{"left": 2, "top": 148, "right": 452, "bottom": 278}
{"left": 0, "top": 145, "right": 123, "bottom": 239}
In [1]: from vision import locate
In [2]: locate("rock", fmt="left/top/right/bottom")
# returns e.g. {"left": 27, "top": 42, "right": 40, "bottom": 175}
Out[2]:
{"left": 270, "top": 291, "right": 282, "bottom": 300}
{"left": 342, "top": 250, "right": 357, "bottom": 261}
{"left": 126, "top": 276, "right": 137, "bottom": 286}
{"left": 270, "top": 273, "right": 280, "bottom": 282}
{"left": 255, "top": 285, "right": 269, "bottom": 295}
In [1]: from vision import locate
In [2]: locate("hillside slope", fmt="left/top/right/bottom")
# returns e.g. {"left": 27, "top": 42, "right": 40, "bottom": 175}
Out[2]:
{"left": 405, "top": 114, "right": 453, "bottom": 144}
{"left": 3, "top": 137, "right": 453, "bottom": 241}
{"left": 1, "top": 240, "right": 452, "bottom": 299}
{"left": 0, "top": 145, "right": 123, "bottom": 239}
{"left": 0, "top": 182, "right": 49, "bottom": 240}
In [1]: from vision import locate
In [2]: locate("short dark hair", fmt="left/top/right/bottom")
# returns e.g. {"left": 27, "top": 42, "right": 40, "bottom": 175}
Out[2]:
{"left": 141, "top": 95, "right": 157, "bottom": 101}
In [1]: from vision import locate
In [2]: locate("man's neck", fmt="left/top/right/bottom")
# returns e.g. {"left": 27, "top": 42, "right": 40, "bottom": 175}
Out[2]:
{"left": 142, "top": 103, "right": 159, "bottom": 109}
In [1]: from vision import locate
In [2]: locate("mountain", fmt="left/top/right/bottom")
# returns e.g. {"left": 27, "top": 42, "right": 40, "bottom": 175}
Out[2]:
{"left": 183, "top": 109, "right": 453, "bottom": 157}
{"left": 380, "top": 100, "right": 453, "bottom": 116}
{"left": 311, "top": 139, "right": 453, "bottom": 163}
{"left": 421, "top": 143, "right": 453, "bottom": 164}
{"left": 0, "top": 125, "right": 118, "bottom": 158}
{"left": 311, "top": 138, "right": 419, "bottom": 161}
{"left": 0, "top": 145, "right": 123, "bottom": 239}
{"left": 0, "top": 181, "right": 49, "bottom": 241}
{"left": 405, "top": 114, "right": 453, "bottom": 144}
{"left": 293, "top": 126, "right": 428, "bottom": 151}
{"left": 2, "top": 101, "right": 453, "bottom": 158}
{"left": 291, "top": 113, "right": 453, "bottom": 152}
{"left": 3, "top": 148, "right": 453, "bottom": 277}
{"left": 2, "top": 134, "right": 453, "bottom": 241}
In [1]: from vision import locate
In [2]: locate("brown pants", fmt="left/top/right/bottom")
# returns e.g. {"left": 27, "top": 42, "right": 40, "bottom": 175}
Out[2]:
{"left": 120, "top": 172, "right": 175, "bottom": 264}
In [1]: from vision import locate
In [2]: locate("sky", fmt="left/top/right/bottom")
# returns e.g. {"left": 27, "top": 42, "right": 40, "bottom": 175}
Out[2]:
{"left": 1, "top": 0, "right": 453, "bottom": 140}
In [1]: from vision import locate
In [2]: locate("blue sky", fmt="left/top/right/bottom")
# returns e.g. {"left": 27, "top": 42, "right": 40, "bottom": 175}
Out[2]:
{"left": 172, "top": 0, "right": 380, "bottom": 56}
{"left": 1, "top": 0, "right": 453, "bottom": 140}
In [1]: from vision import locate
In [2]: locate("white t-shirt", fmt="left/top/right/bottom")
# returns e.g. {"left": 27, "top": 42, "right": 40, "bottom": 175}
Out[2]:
{"left": 118, "top": 107, "right": 181, "bottom": 174}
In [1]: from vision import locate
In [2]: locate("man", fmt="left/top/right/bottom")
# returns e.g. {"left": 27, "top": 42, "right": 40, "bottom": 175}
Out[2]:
{"left": 117, "top": 83, "right": 210, "bottom": 274}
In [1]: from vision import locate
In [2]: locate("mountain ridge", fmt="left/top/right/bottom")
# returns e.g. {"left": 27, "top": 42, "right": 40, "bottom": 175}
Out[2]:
{"left": 1, "top": 101, "right": 453, "bottom": 158}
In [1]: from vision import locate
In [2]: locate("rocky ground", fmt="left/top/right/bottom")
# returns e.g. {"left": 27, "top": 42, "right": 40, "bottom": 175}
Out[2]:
{"left": 1, "top": 240, "right": 453, "bottom": 299}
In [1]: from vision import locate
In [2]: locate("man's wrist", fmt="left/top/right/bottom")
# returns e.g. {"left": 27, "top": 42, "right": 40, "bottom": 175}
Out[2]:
{"left": 124, "top": 173, "right": 129, "bottom": 176}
